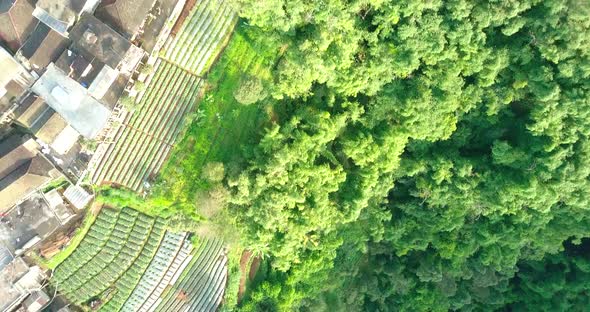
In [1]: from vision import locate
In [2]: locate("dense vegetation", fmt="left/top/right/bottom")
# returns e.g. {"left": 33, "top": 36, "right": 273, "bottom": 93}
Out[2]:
{"left": 213, "top": 0, "right": 590, "bottom": 311}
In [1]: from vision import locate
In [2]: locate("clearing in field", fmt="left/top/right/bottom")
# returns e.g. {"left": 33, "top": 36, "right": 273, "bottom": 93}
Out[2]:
{"left": 51, "top": 207, "right": 227, "bottom": 311}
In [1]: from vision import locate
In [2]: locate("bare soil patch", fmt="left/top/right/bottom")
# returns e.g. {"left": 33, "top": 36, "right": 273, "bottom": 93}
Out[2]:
{"left": 237, "top": 250, "right": 252, "bottom": 303}
{"left": 171, "top": 0, "right": 198, "bottom": 36}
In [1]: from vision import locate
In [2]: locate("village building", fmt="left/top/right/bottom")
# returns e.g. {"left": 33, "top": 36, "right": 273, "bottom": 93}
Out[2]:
{"left": 0, "top": 133, "right": 61, "bottom": 213}
{"left": 0, "top": 0, "right": 37, "bottom": 53}
{"left": 0, "top": 46, "right": 34, "bottom": 123}
{"left": 32, "top": 0, "right": 100, "bottom": 37}
{"left": 0, "top": 256, "right": 49, "bottom": 312}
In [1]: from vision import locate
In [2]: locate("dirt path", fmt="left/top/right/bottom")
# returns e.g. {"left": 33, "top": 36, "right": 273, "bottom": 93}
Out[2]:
{"left": 249, "top": 256, "right": 261, "bottom": 281}
{"left": 171, "top": 0, "right": 198, "bottom": 36}
{"left": 237, "top": 250, "right": 252, "bottom": 303}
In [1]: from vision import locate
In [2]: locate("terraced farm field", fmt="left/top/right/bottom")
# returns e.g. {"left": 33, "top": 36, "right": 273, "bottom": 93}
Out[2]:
{"left": 90, "top": 0, "right": 237, "bottom": 191}
{"left": 153, "top": 239, "right": 227, "bottom": 312}
{"left": 91, "top": 60, "right": 203, "bottom": 191}
{"left": 51, "top": 207, "right": 228, "bottom": 311}
{"left": 162, "top": 0, "right": 237, "bottom": 75}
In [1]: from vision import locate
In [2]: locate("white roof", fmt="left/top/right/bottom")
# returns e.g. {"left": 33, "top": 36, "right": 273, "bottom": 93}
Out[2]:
{"left": 0, "top": 46, "right": 24, "bottom": 88}
{"left": 63, "top": 184, "right": 93, "bottom": 210}
{"left": 31, "top": 64, "right": 111, "bottom": 138}
{"left": 51, "top": 125, "right": 79, "bottom": 155}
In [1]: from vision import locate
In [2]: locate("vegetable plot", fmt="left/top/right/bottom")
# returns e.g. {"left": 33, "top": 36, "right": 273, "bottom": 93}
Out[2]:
{"left": 51, "top": 208, "right": 228, "bottom": 312}
{"left": 91, "top": 60, "right": 203, "bottom": 192}
{"left": 162, "top": 0, "right": 237, "bottom": 75}
{"left": 154, "top": 239, "right": 228, "bottom": 312}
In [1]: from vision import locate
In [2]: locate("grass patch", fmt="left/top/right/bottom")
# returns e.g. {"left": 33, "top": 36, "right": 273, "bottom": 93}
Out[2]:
{"left": 153, "top": 22, "right": 279, "bottom": 204}
{"left": 40, "top": 211, "right": 97, "bottom": 269}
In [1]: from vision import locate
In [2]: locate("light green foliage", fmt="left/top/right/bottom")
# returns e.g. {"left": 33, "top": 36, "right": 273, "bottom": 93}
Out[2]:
{"left": 201, "top": 162, "right": 226, "bottom": 182}
{"left": 233, "top": 76, "right": 267, "bottom": 105}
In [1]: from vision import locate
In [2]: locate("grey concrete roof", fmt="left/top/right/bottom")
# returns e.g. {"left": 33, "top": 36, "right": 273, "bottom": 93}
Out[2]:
{"left": 0, "top": 193, "right": 61, "bottom": 254}
{"left": 31, "top": 63, "right": 111, "bottom": 138}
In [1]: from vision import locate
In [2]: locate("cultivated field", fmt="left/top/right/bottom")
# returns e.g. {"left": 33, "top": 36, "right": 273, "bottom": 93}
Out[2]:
{"left": 162, "top": 0, "right": 237, "bottom": 75}
{"left": 90, "top": 0, "right": 237, "bottom": 192}
{"left": 91, "top": 60, "right": 202, "bottom": 192}
{"left": 51, "top": 207, "right": 228, "bottom": 311}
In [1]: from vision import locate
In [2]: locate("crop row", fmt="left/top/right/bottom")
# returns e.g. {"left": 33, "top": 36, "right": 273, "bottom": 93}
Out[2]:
{"left": 91, "top": 60, "right": 203, "bottom": 191}
{"left": 52, "top": 208, "right": 167, "bottom": 305}
{"left": 97, "top": 220, "right": 170, "bottom": 312}
{"left": 121, "top": 232, "right": 191, "bottom": 312}
{"left": 154, "top": 239, "right": 228, "bottom": 312}
{"left": 162, "top": 0, "right": 237, "bottom": 75}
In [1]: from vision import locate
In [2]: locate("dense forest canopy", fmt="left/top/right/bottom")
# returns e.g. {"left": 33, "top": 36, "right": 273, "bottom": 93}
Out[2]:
{"left": 214, "top": 0, "right": 590, "bottom": 310}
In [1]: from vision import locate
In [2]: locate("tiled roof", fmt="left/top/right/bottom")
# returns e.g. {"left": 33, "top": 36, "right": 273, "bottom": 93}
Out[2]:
{"left": 0, "top": 0, "right": 37, "bottom": 53}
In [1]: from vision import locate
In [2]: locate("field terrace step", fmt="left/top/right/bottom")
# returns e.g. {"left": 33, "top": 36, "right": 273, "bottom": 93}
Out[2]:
{"left": 153, "top": 239, "right": 227, "bottom": 312}
{"left": 121, "top": 231, "right": 190, "bottom": 312}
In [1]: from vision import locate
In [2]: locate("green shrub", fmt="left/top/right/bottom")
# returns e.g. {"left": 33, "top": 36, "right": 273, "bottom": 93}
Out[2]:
{"left": 202, "top": 162, "right": 225, "bottom": 182}
{"left": 233, "top": 76, "right": 267, "bottom": 105}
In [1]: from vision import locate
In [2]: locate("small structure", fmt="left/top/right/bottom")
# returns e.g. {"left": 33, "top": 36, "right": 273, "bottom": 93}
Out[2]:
{"left": 21, "top": 290, "right": 50, "bottom": 312}
{"left": 32, "top": 0, "right": 101, "bottom": 37}
{"left": 0, "top": 134, "right": 60, "bottom": 213}
{"left": 0, "top": 257, "right": 47, "bottom": 312}
{"left": 43, "top": 188, "right": 75, "bottom": 224}
{"left": 63, "top": 184, "right": 93, "bottom": 210}
{"left": 1, "top": 46, "right": 33, "bottom": 115}
{"left": 0, "top": 0, "right": 37, "bottom": 53}
{"left": 12, "top": 93, "right": 80, "bottom": 154}
{"left": 31, "top": 63, "right": 111, "bottom": 139}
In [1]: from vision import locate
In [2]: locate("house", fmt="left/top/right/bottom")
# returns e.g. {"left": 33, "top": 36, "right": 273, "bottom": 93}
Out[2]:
{"left": 11, "top": 93, "right": 80, "bottom": 155}
{"left": 0, "top": 0, "right": 38, "bottom": 53}
{"left": 32, "top": 0, "right": 101, "bottom": 37}
{"left": 94, "top": 0, "right": 159, "bottom": 39}
{"left": 31, "top": 63, "right": 111, "bottom": 139}
{"left": 21, "top": 290, "right": 50, "bottom": 312}
{"left": 0, "top": 257, "right": 48, "bottom": 312}
{"left": 69, "top": 13, "right": 145, "bottom": 78}
{"left": 30, "top": 14, "right": 145, "bottom": 139}
{"left": 0, "top": 133, "right": 60, "bottom": 213}
{"left": 16, "top": 23, "right": 71, "bottom": 74}
{"left": 1, "top": 46, "right": 34, "bottom": 117}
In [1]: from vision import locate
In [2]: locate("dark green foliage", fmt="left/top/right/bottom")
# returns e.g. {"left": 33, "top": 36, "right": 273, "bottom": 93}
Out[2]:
{"left": 186, "top": 0, "right": 590, "bottom": 310}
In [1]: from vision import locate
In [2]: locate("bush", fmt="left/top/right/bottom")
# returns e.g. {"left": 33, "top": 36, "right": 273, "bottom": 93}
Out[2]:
{"left": 202, "top": 162, "right": 225, "bottom": 182}
{"left": 195, "top": 184, "right": 229, "bottom": 218}
{"left": 139, "top": 63, "right": 154, "bottom": 75}
{"left": 119, "top": 95, "right": 136, "bottom": 110}
{"left": 134, "top": 81, "right": 146, "bottom": 92}
{"left": 233, "top": 76, "right": 267, "bottom": 105}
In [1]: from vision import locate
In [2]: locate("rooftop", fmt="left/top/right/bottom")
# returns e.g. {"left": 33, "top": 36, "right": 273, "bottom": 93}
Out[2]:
{"left": 0, "top": 192, "right": 62, "bottom": 254}
{"left": 1, "top": 45, "right": 26, "bottom": 90}
{"left": 32, "top": 0, "right": 88, "bottom": 36}
{"left": 94, "top": 0, "right": 157, "bottom": 39}
{"left": 0, "top": 0, "right": 15, "bottom": 14}
{"left": 0, "top": 0, "right": 37, "bottom": 52}
{"left": 0, "top": 134, "right": 57, "bottom": 213}
{"left": 31, "top": 63, "right": 111, "bottom": 138}
{"left": 18, "top": 23, "right": 71, "bottom": 74}
{"left": 69, "top": 13, "right": 145, "bottom": 72}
